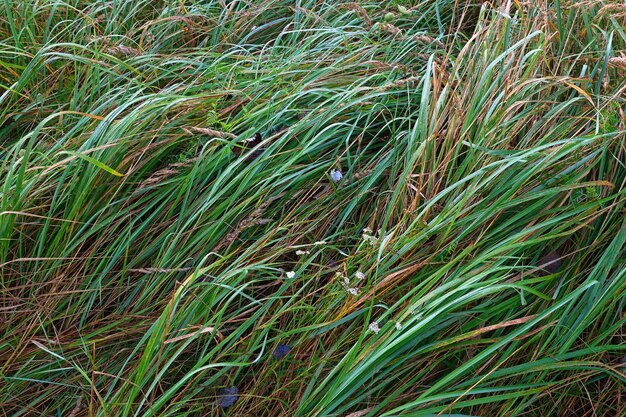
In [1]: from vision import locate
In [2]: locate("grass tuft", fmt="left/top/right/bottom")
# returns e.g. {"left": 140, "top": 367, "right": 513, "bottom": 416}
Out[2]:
{"left": 1, "top": 1, "right": 625, "bottom": 416}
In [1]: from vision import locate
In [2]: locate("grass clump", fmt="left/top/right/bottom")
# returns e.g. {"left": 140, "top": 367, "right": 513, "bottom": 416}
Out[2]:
{"left": 1, "top": 1, "right": 625, "bottom": 416}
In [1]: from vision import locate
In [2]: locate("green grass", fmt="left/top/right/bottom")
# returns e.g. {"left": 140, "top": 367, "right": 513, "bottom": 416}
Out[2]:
{"left": 1, "top": 1, "right": 625, "bottom": 416}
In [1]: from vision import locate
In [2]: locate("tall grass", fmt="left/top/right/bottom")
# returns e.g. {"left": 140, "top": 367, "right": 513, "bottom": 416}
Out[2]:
{"left": 1, "top": 1, "right": 625, "bottom": 416}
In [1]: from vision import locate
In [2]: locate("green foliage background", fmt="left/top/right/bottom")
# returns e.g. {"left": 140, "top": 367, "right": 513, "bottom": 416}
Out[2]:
{"left": 1, "top": 1, "right": 624, "bottom": 416}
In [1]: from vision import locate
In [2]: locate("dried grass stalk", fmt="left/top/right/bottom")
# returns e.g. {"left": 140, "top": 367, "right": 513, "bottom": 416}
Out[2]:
{"left": 608, "top": 57, "right": 626, "bottom": 70}
{"left": 183, "top": 126, "right": 237, "bottom": 139}
{"left": 105, "top": 44, "right": 140, "bottom": 57}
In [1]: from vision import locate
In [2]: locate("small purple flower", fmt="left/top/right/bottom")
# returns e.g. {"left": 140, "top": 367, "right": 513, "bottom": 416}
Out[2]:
{"left": 368, "top": 322, "right": 380, "bottom": 334}
{"left": 272, "top": 343, "right": 292, "bottom": 359}
{"left": 330, "top": 168, "right": 343, "bottom": 182}
{"left": 218, "top": 386, "right": 239, "bottom": 409}
{"left": 538, "top": 251, "right": 562, "bottom": 274}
